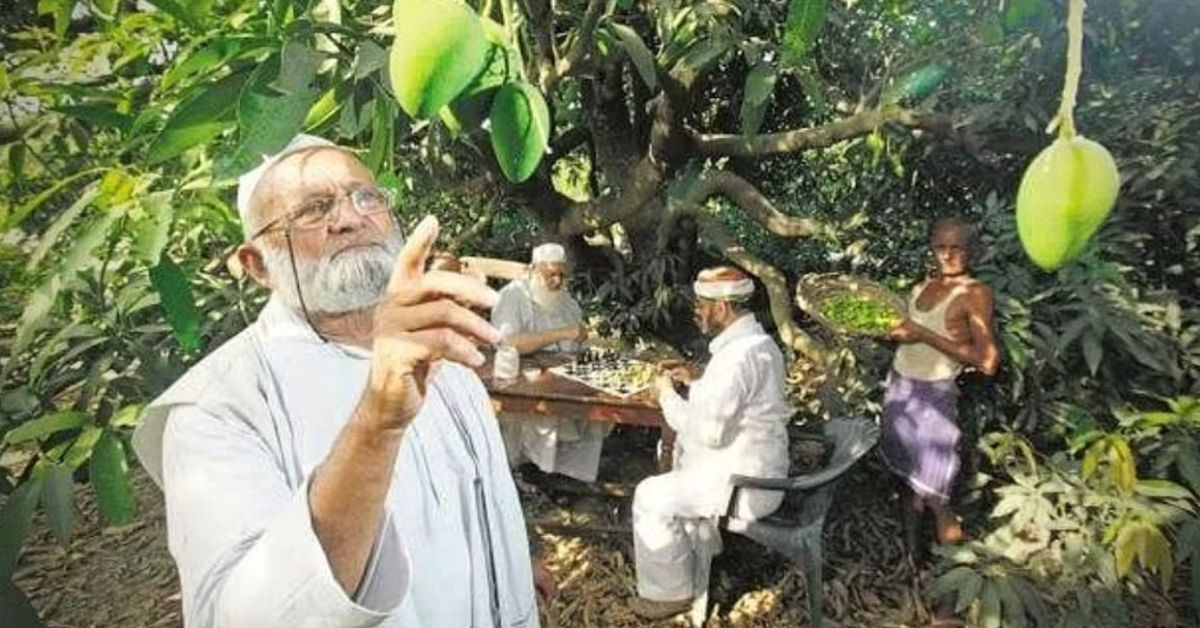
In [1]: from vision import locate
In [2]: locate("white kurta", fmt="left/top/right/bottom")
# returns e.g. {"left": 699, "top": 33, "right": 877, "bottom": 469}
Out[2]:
{"left": 633, "top": 314, "right": 792, "bottom": 601}
{"left": 132, "top": 298, "right": 539, "bottom": 628}
{"left": 490, "top": 278, "right": 608, "bottom": 483}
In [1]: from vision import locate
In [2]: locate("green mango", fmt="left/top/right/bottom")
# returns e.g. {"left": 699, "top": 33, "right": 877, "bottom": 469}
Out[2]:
{"left": 489, "top": 81, "right": 551, "bottom": 183}
{"left": 1016, "top": 136, "right": 1120, "bottom": 270}
{"left": 389, "top": 0, "right": 489, "bottom": 119}
{"left": 883, "top": 63, "right": 948, "bottom": 105}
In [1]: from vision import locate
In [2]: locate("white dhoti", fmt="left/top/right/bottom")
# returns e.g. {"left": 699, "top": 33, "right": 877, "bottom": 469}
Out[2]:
{"left": 632, "top": 470, "right": 782, "bottom": 601}
{"left": 502, "top": 416, "right": 610, "bottom": 483}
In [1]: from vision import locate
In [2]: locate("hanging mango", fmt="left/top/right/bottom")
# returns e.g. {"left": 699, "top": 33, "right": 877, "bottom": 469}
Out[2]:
{"left": 1015, "top": 0, "right": 1120, "bottom": 271}
{"left": 389, "top": 0, "right": 489, "bottom": 119}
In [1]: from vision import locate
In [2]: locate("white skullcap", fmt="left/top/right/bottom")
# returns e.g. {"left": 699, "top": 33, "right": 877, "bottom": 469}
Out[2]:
{"left": 235, "top": 133, "right": 339, "bottom": 228}
{"left": 693, "top": 266, "right": 754, "bottom": 300}
{"left": 531, "top": 243, "right": 566, "bottom": 264}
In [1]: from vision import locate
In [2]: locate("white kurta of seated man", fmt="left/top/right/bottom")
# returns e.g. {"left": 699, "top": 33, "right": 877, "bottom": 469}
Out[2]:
{"left": 634, "top": 313, "right": 792, "bottom": 602}
{"left": 133, "top": 298, "right": 538, "bottom": 628}
{"left": 491, "top": 277, "right": 608, "bottom": 483}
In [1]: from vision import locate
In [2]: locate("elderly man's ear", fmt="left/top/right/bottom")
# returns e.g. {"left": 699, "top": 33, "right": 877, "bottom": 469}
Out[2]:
{"left": 236, "top": 243, "right": 271, "bottom": 288}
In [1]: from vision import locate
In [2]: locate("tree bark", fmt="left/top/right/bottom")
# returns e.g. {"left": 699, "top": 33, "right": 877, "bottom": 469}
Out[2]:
{"left": 695, "top": 107, "right": 950, "bottom": 158}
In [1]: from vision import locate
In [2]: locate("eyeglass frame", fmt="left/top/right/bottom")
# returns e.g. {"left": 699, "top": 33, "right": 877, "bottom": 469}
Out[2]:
{"left": 247, "top": 184, "right": 398, "bottom": 241}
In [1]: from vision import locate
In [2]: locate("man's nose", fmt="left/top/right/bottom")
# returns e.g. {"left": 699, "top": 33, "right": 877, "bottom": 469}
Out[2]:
{"left": 328, "top": 198, "right": 368, "bottom": 232}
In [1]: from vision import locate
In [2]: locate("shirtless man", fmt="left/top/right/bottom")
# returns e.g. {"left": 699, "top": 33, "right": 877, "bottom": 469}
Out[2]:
{"left": 884, "top": 217, "right": 1000, "bottom": 548}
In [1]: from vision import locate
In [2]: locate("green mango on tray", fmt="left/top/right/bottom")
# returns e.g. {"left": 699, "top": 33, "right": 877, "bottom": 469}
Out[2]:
{"left": 795, "top": 273, "right": 906, "bottom": 338}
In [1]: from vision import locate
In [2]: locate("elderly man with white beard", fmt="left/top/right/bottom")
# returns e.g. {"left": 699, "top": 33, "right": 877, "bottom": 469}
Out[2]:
{"left": 132, "top": 135, "right": 553, "bottom": 628}
{"left": 629, "top": 267, "right": 792, "bottom": 620}
{"left": 490, "top": 244, "right": 609, "bottom": 484}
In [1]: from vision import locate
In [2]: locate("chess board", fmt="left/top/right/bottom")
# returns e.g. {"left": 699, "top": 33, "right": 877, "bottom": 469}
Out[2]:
{"left": 549, "top": 351, "right": 657, "bottom": 399}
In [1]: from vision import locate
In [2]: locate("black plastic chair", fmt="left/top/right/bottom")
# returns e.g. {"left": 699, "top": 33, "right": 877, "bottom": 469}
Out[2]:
{"left": 689, "top": 418, "right": 881, "bottom": 626}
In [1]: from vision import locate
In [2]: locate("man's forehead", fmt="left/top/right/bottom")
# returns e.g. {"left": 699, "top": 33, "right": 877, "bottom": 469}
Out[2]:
{"left": 249, "top": 147, "right": 372, "bottom": 221}
{"left": 264, "top": 147, "right": 372, "bottom": 190}
{"left": 933, "top": 224, "right": 971, "bottom": 245}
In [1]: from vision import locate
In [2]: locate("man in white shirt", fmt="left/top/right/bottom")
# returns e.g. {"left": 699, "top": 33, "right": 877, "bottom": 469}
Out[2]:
{"left": 630, "top": 267, "right": 793, "bottom": 620}
{"left": 491, "top": 244, "right": 607, "bottom": 483}
{"left": 133, "top": 134, "right": 552, "bottom": 627}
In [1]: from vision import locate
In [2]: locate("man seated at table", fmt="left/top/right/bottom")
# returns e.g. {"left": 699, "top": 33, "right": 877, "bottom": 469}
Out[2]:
{"left": 630, "top": 266, "right": 793, "bottom": 620}
{"left": 491, "top": 242, "right": 605, "bottom": 483}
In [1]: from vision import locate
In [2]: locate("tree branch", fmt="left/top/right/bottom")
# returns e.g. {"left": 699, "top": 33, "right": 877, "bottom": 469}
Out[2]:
{"left": 681, "top": 170, "right": 823, "bottom": 238}
{"left": 449, "top": 205, "right": 499, "bottom": 252}
{"left": 518, "top": 0, "right": 558, "bottom": 87}
{"left": 541, "top": 0, "right": 604, "bottom": 93}
{"left": 557, "top": 157, "right": 666, "bottom": 236}
{"left": 694, "top": 214, "right": 826, "bottom": 362}
{"left": 695, "top": 107, "right": 952, "bottom": 158}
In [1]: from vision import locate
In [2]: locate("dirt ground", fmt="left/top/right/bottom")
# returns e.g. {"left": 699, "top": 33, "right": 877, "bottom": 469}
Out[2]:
{"left": 8, "top": 426, "right": 1187, "bottom": 627}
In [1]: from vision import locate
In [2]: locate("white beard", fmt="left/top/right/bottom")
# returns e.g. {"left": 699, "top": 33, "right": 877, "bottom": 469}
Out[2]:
{"left": 529, "top": 273, "right": 570, "bottom": 312}
{"left": 260, "top": 235, "right": 402, "bottom": 315}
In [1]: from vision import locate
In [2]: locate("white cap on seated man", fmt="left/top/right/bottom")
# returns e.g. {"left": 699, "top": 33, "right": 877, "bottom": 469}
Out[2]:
{"left": 131, "top": 134, "right": 552, "bottom": 628}
{"left": 491, "top": 242, "right": 610, "bottom": 483}
{"left": 629, "top": 266, "right": 793, "bottom": 620}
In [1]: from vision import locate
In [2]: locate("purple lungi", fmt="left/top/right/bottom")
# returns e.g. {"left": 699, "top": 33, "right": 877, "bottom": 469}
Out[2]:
{"left": 880, "top": 370, "right": 961, "bottom": 505}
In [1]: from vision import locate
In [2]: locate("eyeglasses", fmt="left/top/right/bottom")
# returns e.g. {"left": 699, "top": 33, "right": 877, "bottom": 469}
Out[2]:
{"left": 249, "top": 186, "right": 395, "bottom": 240}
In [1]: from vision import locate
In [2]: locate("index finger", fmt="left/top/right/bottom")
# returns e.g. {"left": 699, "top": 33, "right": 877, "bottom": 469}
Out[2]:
{"left": 387, "top": 215, "right": 439, "bottom": 293}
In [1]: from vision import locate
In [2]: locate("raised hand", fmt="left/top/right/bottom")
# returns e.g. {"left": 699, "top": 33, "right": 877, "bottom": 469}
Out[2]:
{"left": 360, "top": 215, "right": 503, "bottom": 431}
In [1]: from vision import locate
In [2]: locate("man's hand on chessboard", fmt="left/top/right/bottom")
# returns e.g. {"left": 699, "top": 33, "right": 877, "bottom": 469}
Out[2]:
{"left": 654, "top": 373, "right": 676, "bottom": 401}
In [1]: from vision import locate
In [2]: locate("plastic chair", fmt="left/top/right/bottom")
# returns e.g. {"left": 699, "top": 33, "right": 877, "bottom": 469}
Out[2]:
{"left": 689, "top": 418, "right": 881, "bottom": 626}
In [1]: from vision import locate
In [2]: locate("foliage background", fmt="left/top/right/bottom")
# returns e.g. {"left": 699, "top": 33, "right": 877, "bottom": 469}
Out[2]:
{"left": 0, "top": 0, "right": 1198, "bottom": 625}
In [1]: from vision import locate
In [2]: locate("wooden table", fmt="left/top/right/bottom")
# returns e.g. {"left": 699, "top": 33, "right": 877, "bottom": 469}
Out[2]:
{"left": 477, "top": 352, "right": 676, "bottom": 471}
{"left": 477, "top": 353, "right": 664, "bottom": 426}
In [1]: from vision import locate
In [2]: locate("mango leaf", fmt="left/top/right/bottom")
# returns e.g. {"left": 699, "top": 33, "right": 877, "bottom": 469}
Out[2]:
{"left": 41, "top": 463, "right": 75, "bottom": 545}
{"left": 57, "top": 211, "right": 121, "bottom": 280}
{"left": 0, "top": 476, "right": 43, "bottom": 578}
{"left": 149, "top": 255, "right": 202, "bottom": 353}
{"left": 230, "top": 86, "right": 319, "bottom": 174}
{"left": 0, "top": 579, "right": 43, "bottom": 628}
{"left": 794, "top": 66, "right": 829, "bottom": 115}
{"left": 132, "top": 191, "right": 175, "bottom": 267}
{"left": 11, "top": 275, "right": 62, "bottom": 356}
{"left": 53, "top": 103, "right": 133, "bottom": 132}
{"left": 272, "top": 38, "right": 320, "bottom": 95}
{"left": 929, "top": 565, "right": 973, "bottom": 600}
{"left": 141, "top": 0, "right": 204, "bottom": 29}
{"left": 4, "top": 411, "right": 89, "bottom": 445}
{"left": 28, "top": 186, "right": 99, "bottom": 270}
{"left": 489, "top": 81, "right": 551, "bottom": 183}
{"left": 781, "top": 0, "right": 826, "bottom": 68}
{"left": 62, "top": 426, "right": 103, "bottom": 470}
{"left": 610, "top": 23, "right": 658, "bottom": 91}
{"left": 304, "top": 88, "right": 341, "bottom": 130}
{"left": 1009, "top": 577, "right": 1049, "bottom": 626}
{"left": 365, "top": 96, "right": 395, "bottom": 174}
{"left": 980, "top": 581, "right": 1002, "bottom": 628}
{"left": 1175, "top": 442, "right": 1200, "bottom": 497}
{"left": 995, "top": 578, "right": 1027, "bottom": 628}
{"left": 162, "top": 37, "right": 268, "bottom": 90}
{"left": 37, "top": 0, "right": 73, "bottom": 38}
{"left": 883, "top": 63, "right": 949, "bottom": 106}
{"left": 147, "top": 69, "right": 250, "bottom": 165}
{"left": 1004, "top": 0, "right": 1052, "bottom": 32}
{"left": 739, "top": 64, "right": 777, "bottom": 136}
{"left": 955, "top": 569, "right": 984, "bottom": 613}
{"left": 1135, "top": 479, "right": 1193, "bottom": 501}
{"left": 353, "top": 40, "right": 388, "bottom": 79}
{"left": 1113, "top": 522, "right": 1140, "bottom": 576}
{"left": 89, "top": 431, "right": 137, "bottom": 526}
{"left": 1081, "top": 331, "right": 1103, "bottom": 376}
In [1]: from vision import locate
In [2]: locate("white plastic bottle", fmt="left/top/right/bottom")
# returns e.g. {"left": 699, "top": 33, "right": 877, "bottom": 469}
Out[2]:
{"left": 494, "top": 324, "right": 520, "bottom": 382}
